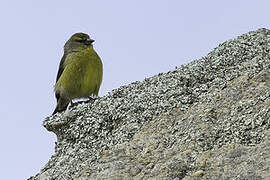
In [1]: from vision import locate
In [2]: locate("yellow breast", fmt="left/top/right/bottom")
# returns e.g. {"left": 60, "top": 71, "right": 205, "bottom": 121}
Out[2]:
{"left": 55, "top": 47, "right": 103, "bottom": 99}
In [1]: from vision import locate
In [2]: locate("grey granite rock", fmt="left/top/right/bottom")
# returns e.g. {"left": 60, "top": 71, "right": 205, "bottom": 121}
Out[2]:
{"left": 29, "top": 28, "right": 270, "bottom": 180}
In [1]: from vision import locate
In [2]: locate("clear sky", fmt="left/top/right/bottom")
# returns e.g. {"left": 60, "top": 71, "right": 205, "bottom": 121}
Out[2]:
{"left": 0, "top": 1, "right": 269, "bottom": 179}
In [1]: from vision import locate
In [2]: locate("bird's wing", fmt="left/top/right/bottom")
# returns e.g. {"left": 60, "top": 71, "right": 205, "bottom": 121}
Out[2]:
{"left": 56, "top": 53, "right": 67, "bottom": 83}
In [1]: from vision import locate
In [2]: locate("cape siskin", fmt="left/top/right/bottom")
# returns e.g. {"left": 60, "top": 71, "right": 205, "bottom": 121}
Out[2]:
{"left": 53, "top": 33, "right": 103, "bottom": 114}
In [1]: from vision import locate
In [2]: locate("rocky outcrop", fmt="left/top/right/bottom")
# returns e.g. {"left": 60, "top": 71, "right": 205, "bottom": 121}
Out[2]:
{"left": 29, "top": 28, "right": 270, "bottom": 179}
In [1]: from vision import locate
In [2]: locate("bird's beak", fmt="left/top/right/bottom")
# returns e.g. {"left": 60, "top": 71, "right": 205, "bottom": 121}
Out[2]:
{"left": 85, "top": 38, "right": 95, "bottom": 45}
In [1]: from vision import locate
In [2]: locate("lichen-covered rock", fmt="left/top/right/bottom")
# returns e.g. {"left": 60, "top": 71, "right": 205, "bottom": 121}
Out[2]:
{"left": 29, "top": 28, "right": 270, "bottom": 180}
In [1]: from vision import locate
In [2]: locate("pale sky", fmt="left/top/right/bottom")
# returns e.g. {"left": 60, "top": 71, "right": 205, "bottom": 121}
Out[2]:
{"left": 0, "top": 1, "right": 269, "bottom": 179}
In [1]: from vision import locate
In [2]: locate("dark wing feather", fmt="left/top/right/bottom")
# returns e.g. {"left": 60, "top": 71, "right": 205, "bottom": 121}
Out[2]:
{"left": 56, "top": 53, "right": 67, "bottom": 83}
{"left": 55, "top": 53, "right": 67, "bottom": 100}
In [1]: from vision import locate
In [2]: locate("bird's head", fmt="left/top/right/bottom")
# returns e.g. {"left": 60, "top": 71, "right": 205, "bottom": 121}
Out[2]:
{"left": 64, "top": 32, "right": 95, "bottom": 54}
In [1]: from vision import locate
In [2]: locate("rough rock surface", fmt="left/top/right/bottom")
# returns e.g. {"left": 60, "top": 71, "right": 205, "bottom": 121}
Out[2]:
{"left": 29, "top": 28, "right": 270, "bottom": 180}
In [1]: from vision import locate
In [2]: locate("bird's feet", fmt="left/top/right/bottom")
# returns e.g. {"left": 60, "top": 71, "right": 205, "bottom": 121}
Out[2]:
{"left": 69, "top": 96, "right": 97, "bottom": 108}
{"left": 69, "top": 100, "right": 80, "bottom": 108}
{"left": 84, "top": 96, "right": 97, "bottom": 103}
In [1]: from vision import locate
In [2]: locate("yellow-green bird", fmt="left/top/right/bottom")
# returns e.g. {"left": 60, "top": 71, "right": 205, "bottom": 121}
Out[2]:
{"left": 53, "top": 33, "right": 103, "bottom": 114}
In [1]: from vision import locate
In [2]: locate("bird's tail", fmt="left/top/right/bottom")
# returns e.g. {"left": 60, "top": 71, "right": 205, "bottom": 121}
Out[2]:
{"left": 52, "top": 98, "right": 69, "bottom": 115}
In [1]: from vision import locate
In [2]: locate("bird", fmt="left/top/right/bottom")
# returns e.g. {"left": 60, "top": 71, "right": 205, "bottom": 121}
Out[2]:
{"left": 52, "top": 32, "right": 103, "bottom": 114}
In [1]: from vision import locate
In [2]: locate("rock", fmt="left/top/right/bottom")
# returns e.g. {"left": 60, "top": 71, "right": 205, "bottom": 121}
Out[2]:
{"left": 29, "top": 28, "right": 270, "bottom": 180}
